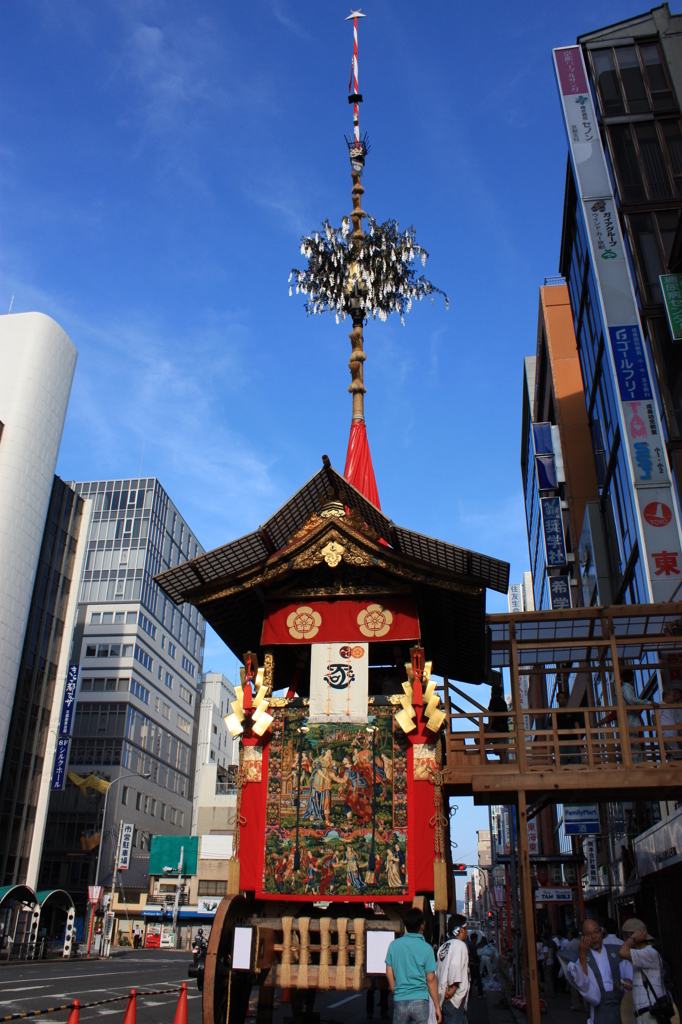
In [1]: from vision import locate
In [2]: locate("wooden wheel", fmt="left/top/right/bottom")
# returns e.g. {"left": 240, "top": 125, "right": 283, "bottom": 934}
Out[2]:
{"left": 202, "top": 894, "right": 254, "bottom": 1024}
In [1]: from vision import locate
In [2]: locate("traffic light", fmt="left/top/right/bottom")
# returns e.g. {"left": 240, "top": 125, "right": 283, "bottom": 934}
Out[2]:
{"left": 487, "top": 911, "right": 494, "bottom": 919}
{"left": 453, "top": 864, "right": 467, "bottom": 876}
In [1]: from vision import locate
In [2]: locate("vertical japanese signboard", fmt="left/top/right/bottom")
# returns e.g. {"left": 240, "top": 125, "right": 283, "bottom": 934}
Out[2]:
{"left": 553, "top": 45, "right": 682, "bottom": 600}
{"left": 51, "top": 738, "right": 70, "bottom": 791}
{"left": 549, "top": 576, "right": 571, "bottom": 610}
{"left": 59, "top": 665, "right": 79, "bottom": 736}
{"left": 541, "top": 497, "right": 567, "bottom": 567}
{"left": 118, "top": 823, "right": 134, "bottom": 870}
{"left": 660, "top": 274, "right": 682, "bottom": 342}
{"left": 51, "top": 664, "right": 79, "bottom": 791}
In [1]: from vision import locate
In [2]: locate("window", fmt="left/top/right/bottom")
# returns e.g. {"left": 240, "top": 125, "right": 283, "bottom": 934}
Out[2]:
{"left": 626, "top": 211, "right": 680, "bottom": 303}
{"left": 210, "top": 750, "right": 215, "bottom": 760}
{"left": 170, "top": 808, "right": 177, "bottom": 825}
{"left": 179, "top": 811, "right": 184, "bottom": 828}
{"left": 126, "top": 611, "right": 136, "bottom": 624}
{"left": 85, "top": 645, "right": 96, "bottom": 658}
{"left": 181, "top": 656, "right": 195, "bottom": 678}
{"left": 136, "top": 792, "right": 142, "bottom": 810}
{"left": 130, "top": 678, "right": 149, "bottom": 704}
{"left": 177, "top": 715, "right": 191, "bottom": 735}
{"left": 134, "top": 645, "right": 153, "bottom": 672}
{"left": 165, "top": 672, "right": 173, "bottom": 689}
{"left": 212, "top": 724, "right": 218, "bottom": 735}
{"left": 105, "top": 678, "right": 116, "bottom": 692}
{"left": 118, "top": 678, "right": 130, "bottom": 692}
{"left": 155, "top": 696, "right": 160, "bottom": 713}
{"left": 198, "top": 880, "right": 227, "bottom": 896}
{"left": 160, "top": 803, "right": 166, "bottom": 821}
{"left": 162, "top": 703, "right": 171, "bottom": 720}
{"left": 168, "top": 642, "right": 176, "bottom": 659}
{"left": 591, "top": 43, "right": 675, "bottom": 118}
{"left": 144, "top": 795, "right": 149, "bottom": 813}
{"left": 92, "top": 678, "right": 105, "bottom": 691}
{"left": 102, "top": 612, "right": 113, "bottom": 625}
{"left": 122, "top": 786, "right": 129, "bottom": 806}
{"left": 150, "top": 799, "right": 156, "bottom": 817}
{"left": 115, "top": 612, "right": 124, "bottom": 624}
{"left": 158, "top": 665, "right": 163, "bottom": 681}
{"left": 179, "top": 685, "right": 192, "bottom": 705}
{"left": 161, "top": 635, "right": 166, "bottom": 650}
{"left": 138, "top": 613, "right": 157, "bottom": 640}
{"left": 122, "top": 644, "right": 133, "bottom": 657}
{"left": 81, "top": 678, "right": 92, "bottom": 691}
{"left": 90, "top": 613, "right": 101, "bottom": 625}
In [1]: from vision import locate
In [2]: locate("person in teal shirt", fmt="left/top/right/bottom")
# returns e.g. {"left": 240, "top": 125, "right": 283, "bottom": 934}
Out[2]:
{"left": 385, "top": 907, "right": 442, "bottom": 1024}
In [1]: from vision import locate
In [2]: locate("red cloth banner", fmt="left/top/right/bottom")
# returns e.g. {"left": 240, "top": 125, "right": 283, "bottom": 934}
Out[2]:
{"left": 261, "top": 598, "right": 420, "bottom": 645}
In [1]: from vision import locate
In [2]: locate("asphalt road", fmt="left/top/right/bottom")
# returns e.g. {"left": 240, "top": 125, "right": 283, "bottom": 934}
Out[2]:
{"left": 0, "top": 951, "right": 201, "bottom": 1024}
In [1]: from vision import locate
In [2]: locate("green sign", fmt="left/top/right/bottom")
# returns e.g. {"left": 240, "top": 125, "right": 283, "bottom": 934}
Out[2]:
{"left": 660, "top": 274, "right": 682, "bottom": 341}
{"left": 149, "top": 835, "right": 198, "bottom": 876}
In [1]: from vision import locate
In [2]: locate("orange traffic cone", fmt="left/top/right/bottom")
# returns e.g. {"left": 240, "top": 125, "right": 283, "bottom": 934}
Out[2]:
{"left": 67, "top": 1001, "right": 80, "bottom": 1024}
{"left": 122, "top": 990, "right": 136, "bottom": 1024}
{"left": 173, "top": 983, "right": 187, "bottom": 1024}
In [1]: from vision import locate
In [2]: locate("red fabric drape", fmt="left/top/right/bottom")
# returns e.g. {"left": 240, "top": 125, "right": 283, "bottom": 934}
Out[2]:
{"left": 343, "top": 420, "right": 381, "bottom": 509}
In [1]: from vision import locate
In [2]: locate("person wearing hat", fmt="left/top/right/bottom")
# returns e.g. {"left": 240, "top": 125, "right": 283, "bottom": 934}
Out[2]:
{"left": 563, "top": 919, "right": 628, "bottom": 1024}
{"left": 435, "top": 915, "right": 470, "bottom": 1024}
{"left": 618, "top": 920, "right": 678, "bottom": 1024}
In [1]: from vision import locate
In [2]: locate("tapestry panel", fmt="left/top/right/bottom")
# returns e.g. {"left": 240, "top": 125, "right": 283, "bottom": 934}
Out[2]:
{"left": 262, "top": 706, "right": 409, "bottom": 898}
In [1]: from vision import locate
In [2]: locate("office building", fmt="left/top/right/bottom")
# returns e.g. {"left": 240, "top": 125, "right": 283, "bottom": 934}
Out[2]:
{"left": 39, "top": 478, "right": 206, "bottom": 897}
{"left": 0, "top": 313, "right": 78, "bottom": 768}
{"left": 540, "top": 7, "right": 682, "bottom": 973}
{"left": 555, "top": 7, "right": 682, "bottom": 606}
{"left": 191, "top": 673, "right": 237, "bottom": 834}
{"left": 521, "top": 282, "right": 600, "bottom": 608}
{"left": 0, "top": 481, "right": 90, "bottom": 887}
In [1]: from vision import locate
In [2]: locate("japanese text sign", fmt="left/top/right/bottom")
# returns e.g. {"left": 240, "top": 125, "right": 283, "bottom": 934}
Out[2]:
{"left": 59, "top": 664, "right": 79, "bottom": 737}
{"left": 51, "top": 738, "right": 70, "bottom": 791}
{"left": 541, "top": 497, "right": 567, "bottom": 568}
{"left": 118, "top": 822, "right": 134, "bottom": 870}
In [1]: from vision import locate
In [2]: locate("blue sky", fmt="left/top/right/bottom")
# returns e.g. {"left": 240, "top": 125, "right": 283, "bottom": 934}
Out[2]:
{"left": 1, "top": 0, "right": 663, "bottom": 888}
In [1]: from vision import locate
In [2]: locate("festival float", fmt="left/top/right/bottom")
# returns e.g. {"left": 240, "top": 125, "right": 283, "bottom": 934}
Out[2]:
{"left": 156, "top": 11, "right": 509, "bottom": 1023}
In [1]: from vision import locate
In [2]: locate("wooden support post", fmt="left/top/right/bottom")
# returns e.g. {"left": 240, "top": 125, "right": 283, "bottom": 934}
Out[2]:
{"left": 606, "top": 614, "right": 633, "bottom": 768}
{"left": 509, "top": 624, "right": 527, "bottom": 772}
{"left": 516, "top": 790, "right": 541, "bottom": 1024}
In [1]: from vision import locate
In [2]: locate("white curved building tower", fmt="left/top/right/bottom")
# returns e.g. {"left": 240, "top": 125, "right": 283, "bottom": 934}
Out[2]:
{"left": 0, "top": 312, "right": 77, "bottom": 767}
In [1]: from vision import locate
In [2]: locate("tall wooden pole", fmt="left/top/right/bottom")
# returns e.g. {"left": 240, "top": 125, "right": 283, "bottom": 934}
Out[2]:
{"left": 516, "top": 790, "right": 541, "bottom": 1024}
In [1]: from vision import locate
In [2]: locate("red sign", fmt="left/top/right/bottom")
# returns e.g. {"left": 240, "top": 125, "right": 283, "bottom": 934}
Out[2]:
{"left": 88, "top": 886, "right": 104, "bottom": 904}
{"left": 261, "top": 599, "right": 420, "bottom": 645}
{"left": 643, "top": 502, "right": 672, "bottom": 527}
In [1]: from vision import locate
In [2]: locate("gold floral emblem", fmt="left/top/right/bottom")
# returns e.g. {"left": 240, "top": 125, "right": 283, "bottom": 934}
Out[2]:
{"left": 286, "top": 606, "right": 322, "bottom": 639}
{"left": 321, "top": 541, "right": 345, "bottom": 567}
{"left": 357, "top": 603, "right": 393, "bottom": 638}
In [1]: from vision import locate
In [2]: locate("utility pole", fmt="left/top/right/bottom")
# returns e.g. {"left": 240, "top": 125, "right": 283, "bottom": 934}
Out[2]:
{"left": 172, "top": 846, "right": 184, "bottom": 949}
{"left": 102, "top": 821, "right": 123, "bottom": 958}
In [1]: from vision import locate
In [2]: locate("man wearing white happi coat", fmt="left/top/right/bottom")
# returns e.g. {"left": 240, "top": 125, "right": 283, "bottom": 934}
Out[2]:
{"left": 564, "top": 919, "right": 627, "bottom": 1024}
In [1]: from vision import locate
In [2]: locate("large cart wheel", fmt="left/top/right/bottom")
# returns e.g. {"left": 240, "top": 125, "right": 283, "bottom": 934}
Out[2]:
{"left": 203, "top": 894, "right": 253, "bottom": 1024}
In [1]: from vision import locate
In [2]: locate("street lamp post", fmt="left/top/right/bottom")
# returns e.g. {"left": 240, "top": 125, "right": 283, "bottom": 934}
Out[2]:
{"left": 87, "top": 769, "right": 151, "bottom": 957}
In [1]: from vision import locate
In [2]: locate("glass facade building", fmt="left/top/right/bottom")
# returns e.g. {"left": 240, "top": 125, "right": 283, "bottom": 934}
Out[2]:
{"left": 40, "top": 478, "right": 205, "bottom": 896}
{"left": 558, "top": 9, "right": 682, "bottom": 605}
{"left": 0, "top": 478, "right": 84, "bottom": 886}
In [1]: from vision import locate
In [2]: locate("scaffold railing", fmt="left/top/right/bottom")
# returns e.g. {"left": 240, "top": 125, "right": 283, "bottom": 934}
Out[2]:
{"left": 442, "top": 602, "right": 682, "bottom": 802}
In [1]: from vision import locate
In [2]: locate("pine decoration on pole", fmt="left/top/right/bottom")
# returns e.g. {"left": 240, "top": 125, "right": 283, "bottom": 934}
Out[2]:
{"left": 289, "top": 9, "right": 448, "bottom": 506}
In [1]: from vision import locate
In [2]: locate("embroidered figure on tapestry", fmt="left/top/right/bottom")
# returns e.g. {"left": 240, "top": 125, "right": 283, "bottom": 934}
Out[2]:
{"left": 263, "top": 706, "right": 408, "bottom": 897}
